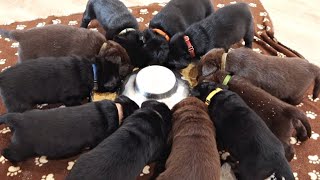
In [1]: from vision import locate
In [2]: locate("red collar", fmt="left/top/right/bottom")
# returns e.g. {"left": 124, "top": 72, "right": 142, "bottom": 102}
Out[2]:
{"left": 184, "top": 35, "right": 195, "bottom": 58}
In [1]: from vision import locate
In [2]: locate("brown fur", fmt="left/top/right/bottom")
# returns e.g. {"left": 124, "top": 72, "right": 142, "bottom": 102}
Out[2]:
{"left": 97, "top": 40, "right": 133, "bottom": 81}
{"left": 157, "top": 97, "right": 220, "bottom": 180}
{"left": 199, "top": 71, "right": 312, "bottom": 161}
{"left": 198, "top": 47, "right": 320, "bottom": 105}
{"left": 0, "top": 24, "right": 106, "bottom": 62}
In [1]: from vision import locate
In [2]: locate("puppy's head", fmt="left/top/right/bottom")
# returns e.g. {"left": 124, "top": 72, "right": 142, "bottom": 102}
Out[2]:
{"left": 197, "top": 48, "right": 226, "bottom": 80}
{"left": 114, "top": 95, "right": 139, "bottom": 119}
{"left": 141, "top": 100, "right": 172, "bottom": 134}
{"left": 167, "top": 32, "right": 193, "bottom": 69}
{"left": 192, "top": 81, "right": 226, "bottom": 102}
{"left": 94, "top": 56, "right": 121, "bottom": 92}
{"left": 113, "top": 30, "right": 148, "bottom": 68}
{"left": 142, "top": 29, "right": 170, "bottom": 66}
{"left": 99, "top": 40, "right": 133, "bottom": 78}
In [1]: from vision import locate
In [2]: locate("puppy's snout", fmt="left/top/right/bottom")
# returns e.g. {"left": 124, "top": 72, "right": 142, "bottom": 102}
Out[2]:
{"left": 104, "top": 80, "right": 120, "bottom": 92}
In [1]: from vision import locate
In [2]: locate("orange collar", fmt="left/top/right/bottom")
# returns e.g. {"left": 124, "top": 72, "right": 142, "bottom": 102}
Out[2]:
{"left": 184, "top": 35, "right": 195, "bottom": 58}
{"left": 152, "top": 28, "right": 170, "bottom": 41}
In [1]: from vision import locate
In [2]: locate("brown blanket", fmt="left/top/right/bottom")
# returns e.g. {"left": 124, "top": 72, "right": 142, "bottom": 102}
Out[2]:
{"left": 0, "top": 0, "right": 319, "bottom": 179}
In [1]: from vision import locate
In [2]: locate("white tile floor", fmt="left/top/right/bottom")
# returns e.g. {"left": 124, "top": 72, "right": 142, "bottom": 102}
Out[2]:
{"left": 0, "top": 0, "right": 319, "bottom": 66}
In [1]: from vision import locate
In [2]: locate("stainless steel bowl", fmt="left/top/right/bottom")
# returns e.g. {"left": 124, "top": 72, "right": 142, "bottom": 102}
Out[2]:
{"left": 119, "top": 65, "right": 190, "bottom": 109}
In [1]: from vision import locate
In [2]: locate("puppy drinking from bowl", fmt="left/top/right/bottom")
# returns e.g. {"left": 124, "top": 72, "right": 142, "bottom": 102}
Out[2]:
{"left": 168, "top": 3, "right": 254, "bottom": 69}
{"left": 81, "top": 0, "right": 146, "bottom": 68}
{"left": 157, "top": 97, "right": 220, "bottom": 180}
{"left": 193, "top": 82, "right": 294, "bottom": 180}
{"left": 66, "top": 100, "right": 172, "bottom": 180}
{"left": 198, "top": 71, "right": 311, "bottom": 161}
{"left": 0, "top": 95, "right": 139, "bottom": 163}
{"left": 198, "top": 47, "right": 320, "bottom": 105}
{"left": 138, "top": 0, "right": 213, "bottom": 67}
{"left": 0, "top": 51, "right": 131, "bottom": 112}
{"left": 0, "top": 24, "right": 107, "bottom": 62}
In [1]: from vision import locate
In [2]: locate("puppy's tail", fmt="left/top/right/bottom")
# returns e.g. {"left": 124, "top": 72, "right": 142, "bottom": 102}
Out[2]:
{"left": 0, "top": 29, "right": 17, "bottom": 40}
{"left": 313, "top": 68, "right": 320, "bottom": 99}
{"left": 285, "top": 107, "right": 311, "bottom": 141}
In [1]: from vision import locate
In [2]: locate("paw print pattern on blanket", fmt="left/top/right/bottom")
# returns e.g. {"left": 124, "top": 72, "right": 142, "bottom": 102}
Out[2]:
{"left": 6, "top": 166, "right": 22, "bottom": 176}
{"left": 41, "top": 173, "right": 55, "bottom": 180}
{"left": 308, "top": 95, "right": 319, "bottom": 102}
{"left": 67, "top": 160, "right": 76, "bottom": 170}
{"left": 306, "top": 111, "right": 317, "bottom": 119}
{"left": 311, "top": 131, "right": 319, "bottom": 140}
{"left": 309, "top": 170, "right": 320, "bottom": 180}
{"left": 16, "top": 24, "right": 26, "bottom": 30}
{"left": 0, "top": 127, "right": 11, "bottom": 134}
{"left": 0, "top": 58, "right": 6, "bottom": 65}
{"left": 308, "top": 155, "right": 320, "bottom": 164}
{"left": 139, "top": 165, "right": 150, "bottom": 177}
{"left": 0, "top": 156, "right": 8, "bottom": 164}
{"left": 35, "top": 156, "right": 49, "bottom": 167}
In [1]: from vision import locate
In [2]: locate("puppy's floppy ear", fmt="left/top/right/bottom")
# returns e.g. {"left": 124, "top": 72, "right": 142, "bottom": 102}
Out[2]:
{"left": 190, "top": 87, "right": 201, "bottom": 97}
{"left": 114, "top": 95, "right": 139, "bottom": 119}
{"left": 202, "top": 62, "right": 217, "bottom": 77}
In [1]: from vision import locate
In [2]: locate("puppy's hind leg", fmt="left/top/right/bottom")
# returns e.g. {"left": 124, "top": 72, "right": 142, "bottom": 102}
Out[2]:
{"left": 2, "top": 143, "right": 34, "bottom": 164}
{"left": 81, "top": 1, "right": 96, "bottom": 28}
{"left": 243, "top": 22, "right": 254, "bottom": 48}
{"left": 283, "top": 142, "right": 295, "bottom": 161}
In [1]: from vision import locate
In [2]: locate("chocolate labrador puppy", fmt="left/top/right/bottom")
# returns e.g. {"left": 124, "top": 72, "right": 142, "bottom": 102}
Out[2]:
{"left": 157, "top": 97, "right": 220, "bottom": 180}
{"left": 0, "top": 95, "right": 139, "bottom": 163}
{"left": 81, "top": 0, "right": 145, "bottom": 67}
{"left": 0, "top": 24, "right": 106, "bottom": 62}
{"left": 198, "top": 71, "right": 311, "bottom": 161}
{"left": 0, "top": 53, "right": 130, "bottom": 113}
{"left": 66, "top": 100, "right": 172, "bottom": 180}
{"left": 192, "top": 82, "right": 294, "bottom": 180}
{"left": 198, "top": 47, "right": 320, "bottom": 104}
{"left": 137, "top": 0, "right": 213, "bottom": 67}
{"left": 168, "top": 3, "right": 254, "bottom": 69}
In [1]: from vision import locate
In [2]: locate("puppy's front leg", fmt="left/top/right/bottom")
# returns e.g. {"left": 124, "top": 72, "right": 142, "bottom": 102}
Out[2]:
{"left": 81, "top": 2, "right": 95, "bottom": 28}
{"left": 2, "top": 143, "right": 34, "bottom": 164}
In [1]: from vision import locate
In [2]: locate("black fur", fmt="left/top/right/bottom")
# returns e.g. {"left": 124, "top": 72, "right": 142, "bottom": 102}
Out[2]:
{"left": 66, "top": 100, "right": 172, "bottom": 180}
{"left": 192, "top": 82, "right": 294, "bottom": 180}
{"left": 139, "top": 0, "right": 213, "bottom": 67}
{"left": 168, "top": 3, "right": 254, "bottom": 69}
{"left": 81, "top": 0, "right": 145, "bottom": 68}
{"left": 0, "top": 96, "right": 139, "bottom": 163}
{"left": 81, "top": 0, "right": 139, "bottom": 39}
{"left": 0, "top": 56, "right": 122, "bottom": 113}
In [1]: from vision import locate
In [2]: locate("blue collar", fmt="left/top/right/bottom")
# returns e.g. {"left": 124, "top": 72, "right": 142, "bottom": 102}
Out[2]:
{"left": 92, "top": 64, "right": 98, "bottom": 91}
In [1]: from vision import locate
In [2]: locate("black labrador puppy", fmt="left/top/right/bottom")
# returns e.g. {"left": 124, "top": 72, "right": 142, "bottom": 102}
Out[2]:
{"left": 168, "top": 2, "right": 254, "bottom": 69}
{"left": 0, "top": 55, "right": 125, "bottom": 113}
{"left": 81, "top": 0, "right": 139, "bottom": 39}
{"left": 192, "top": 82, "right": 294, "bottom": 180}
{"left": 135, "top": 0, "right": 214, "bottom": 67}
{"left": 0, "top": 95, "right": 139, "bottom": 163}
{"left": 66, "top": 100, "right": 172, "bottom": 180}
{"left": 81, "top": 0, "right": 145, "bottom": 67}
